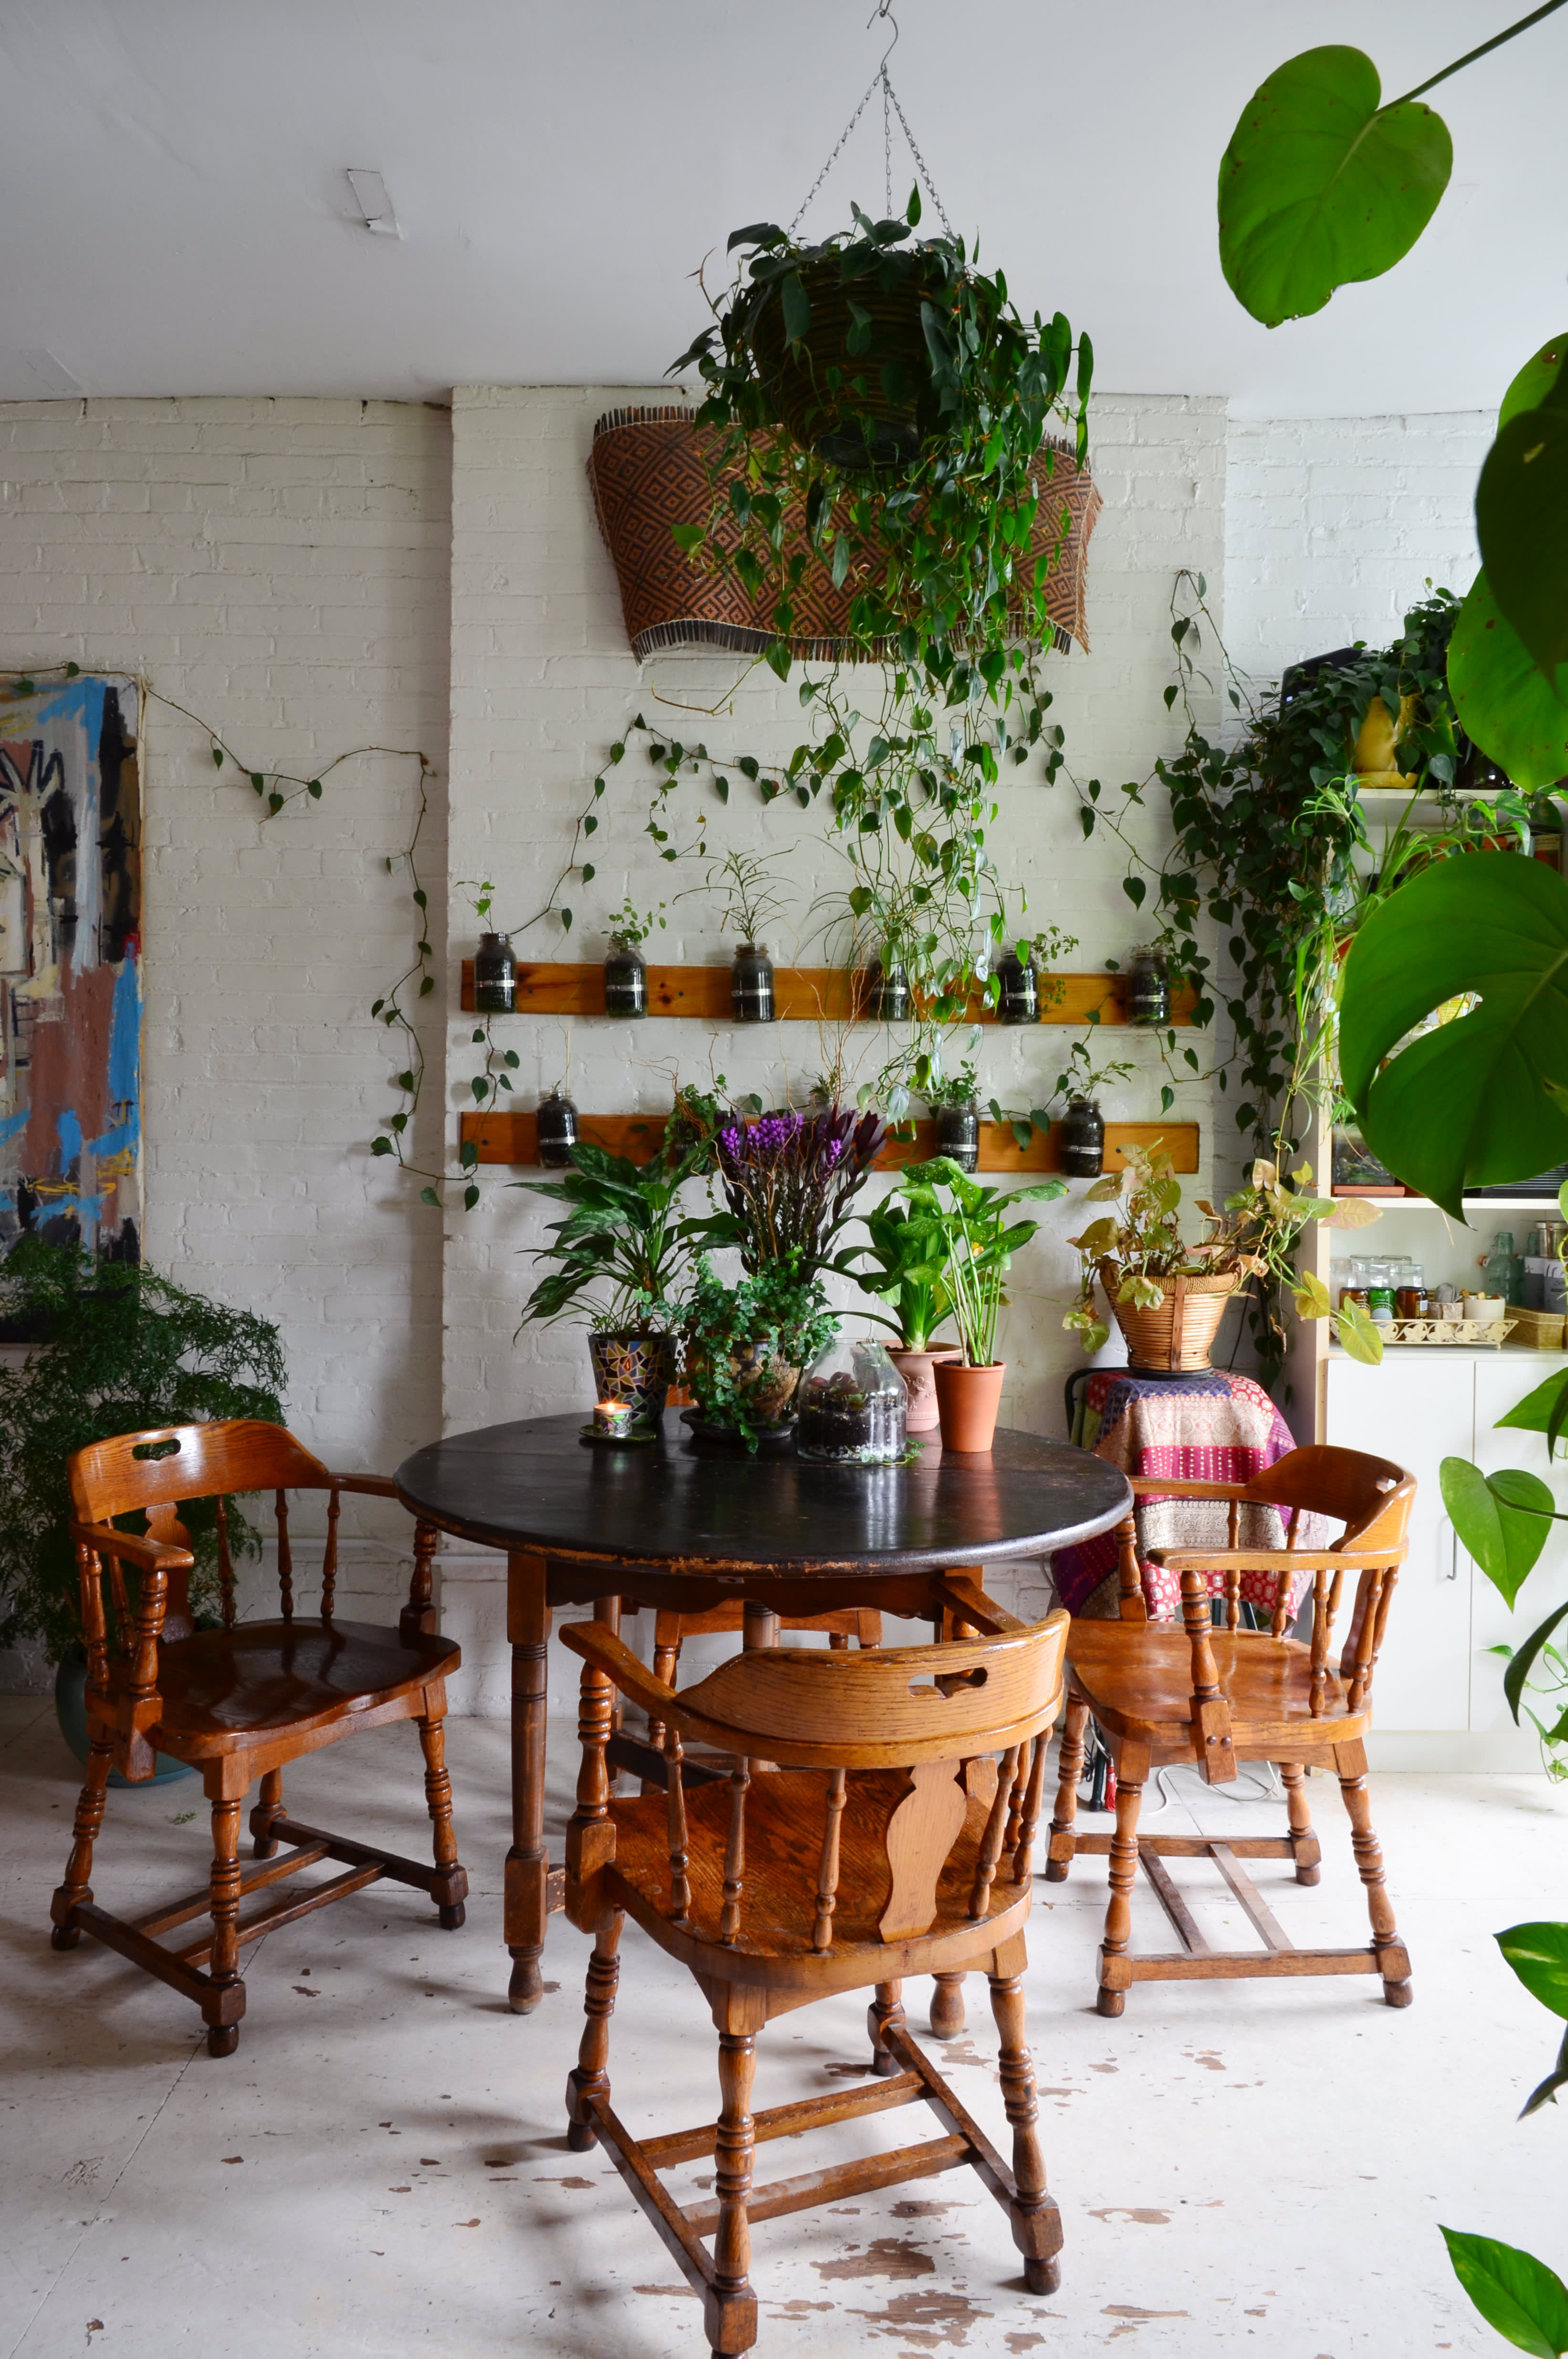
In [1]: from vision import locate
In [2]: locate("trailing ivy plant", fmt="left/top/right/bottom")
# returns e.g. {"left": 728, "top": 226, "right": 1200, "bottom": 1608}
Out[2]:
{"left": 670, "top": 187, "right": 1092, "bottom": 677}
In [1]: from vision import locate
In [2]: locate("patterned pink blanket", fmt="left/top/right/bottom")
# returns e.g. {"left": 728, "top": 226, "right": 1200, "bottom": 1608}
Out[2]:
{"left": 1054, "top": 1370, "right": 1320, "bottom": 1622}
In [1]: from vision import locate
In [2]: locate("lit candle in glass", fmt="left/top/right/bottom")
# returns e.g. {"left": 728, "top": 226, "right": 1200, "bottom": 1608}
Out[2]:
{"left": 593, "top": 1398, "right": 635, "bottom": 1439}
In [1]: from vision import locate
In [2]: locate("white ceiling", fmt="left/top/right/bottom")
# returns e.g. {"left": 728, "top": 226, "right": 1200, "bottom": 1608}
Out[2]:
{"left": 2, "top": 0, "right": 1563, "bottom": 418}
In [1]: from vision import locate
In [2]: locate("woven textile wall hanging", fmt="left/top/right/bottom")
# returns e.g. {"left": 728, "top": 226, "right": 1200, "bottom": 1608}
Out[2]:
{"left": 586, "top": 407, "right": 1101, "bottom": 664}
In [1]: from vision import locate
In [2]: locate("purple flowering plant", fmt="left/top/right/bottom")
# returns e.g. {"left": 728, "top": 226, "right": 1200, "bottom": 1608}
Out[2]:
{"left": 700, "top": 1102, "right": 886, "bottom": 1279}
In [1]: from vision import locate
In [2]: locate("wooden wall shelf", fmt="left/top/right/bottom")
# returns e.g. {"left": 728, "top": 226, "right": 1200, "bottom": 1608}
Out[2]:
{"left": 460, "top": 1112, "right": 1199, "bottom": 1174}
{"left": 459, "top": 961, "right": 1197, "bottom": 1027}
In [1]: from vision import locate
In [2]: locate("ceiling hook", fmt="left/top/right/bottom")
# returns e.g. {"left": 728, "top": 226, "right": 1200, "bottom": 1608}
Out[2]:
{"left": 866, "top": 0, "right": 899, "bottom": 77}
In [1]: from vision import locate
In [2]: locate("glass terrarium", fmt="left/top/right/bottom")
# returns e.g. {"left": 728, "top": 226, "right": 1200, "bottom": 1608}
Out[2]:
{"left": 795, "top": 1336, "right": 908, "bottom": 1465}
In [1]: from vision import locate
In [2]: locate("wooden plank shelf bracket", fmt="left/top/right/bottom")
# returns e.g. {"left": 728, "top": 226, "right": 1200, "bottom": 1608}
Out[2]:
{"left": 460, "top": 960, "right": 1197, "bottom": 1028}
{"left": 460, "top": 1111, "right": 1200, "bottom": 1174}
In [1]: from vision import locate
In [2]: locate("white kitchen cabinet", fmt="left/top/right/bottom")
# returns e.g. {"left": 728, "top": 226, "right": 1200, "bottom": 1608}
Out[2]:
{"left": 1467, "top": 1354, "right": 1568, "bottom": 1739}
{"left": 1320, "top": 1347, "right": 1568, "bottom": 1762}
{"left": 1325, "top": 1352, "right": 1472, "bottom": 1734}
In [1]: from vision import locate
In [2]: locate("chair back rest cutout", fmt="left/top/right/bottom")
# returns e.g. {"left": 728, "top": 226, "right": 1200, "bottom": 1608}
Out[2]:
{"left": 676, "top": 1611, "right": 1069, "bottom": 1764}
{"left": 70, "top": 1419, "right": 331, "bottom": 1525}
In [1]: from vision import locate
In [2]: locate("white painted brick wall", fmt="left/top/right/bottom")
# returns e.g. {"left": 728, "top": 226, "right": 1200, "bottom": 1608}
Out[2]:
{"left": 1224, "top": 410, "right": 1491, "bottom": 685}
{"left": 0, "top": 388, "right": 1500, "bottom": 1710}
{"left": 439, "top": 385, "right": 1231, "bottom": 1708}
{"left": 0, "top": 397, "right": 452, "bottom": 1689}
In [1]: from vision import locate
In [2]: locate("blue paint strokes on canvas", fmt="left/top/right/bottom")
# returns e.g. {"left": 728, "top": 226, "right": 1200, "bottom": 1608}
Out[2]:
{"left": 0, "top": 675, "right": 141, "bottom": 1261}
{"left": 106, "top": 951, "right": 139, "bottom": 1107}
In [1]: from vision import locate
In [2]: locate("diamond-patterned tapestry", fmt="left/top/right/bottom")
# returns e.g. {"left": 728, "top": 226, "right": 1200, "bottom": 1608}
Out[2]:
{"left": 586, "top": 408, "right": 1101, "bottom": 663}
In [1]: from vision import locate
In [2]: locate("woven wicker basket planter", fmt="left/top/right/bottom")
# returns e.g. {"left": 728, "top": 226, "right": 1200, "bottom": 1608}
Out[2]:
{"left": 1098, "top": 1259, "right": 1240, "bottom": 1373}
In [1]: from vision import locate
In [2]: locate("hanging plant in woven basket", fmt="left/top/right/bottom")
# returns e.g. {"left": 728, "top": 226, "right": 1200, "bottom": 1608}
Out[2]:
{"left": 668, "top": 45, "right": 1094, "bottom": 683}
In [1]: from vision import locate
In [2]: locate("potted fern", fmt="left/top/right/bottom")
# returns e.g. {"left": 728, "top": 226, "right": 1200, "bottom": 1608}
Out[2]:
{"left": 0, "top": 1240, "right": 286, "bottom": 1784}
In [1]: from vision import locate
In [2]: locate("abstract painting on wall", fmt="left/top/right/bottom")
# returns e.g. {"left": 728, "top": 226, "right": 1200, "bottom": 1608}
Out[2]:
{"left": 0, "top": 675, "right": 141, "bottom": 1262}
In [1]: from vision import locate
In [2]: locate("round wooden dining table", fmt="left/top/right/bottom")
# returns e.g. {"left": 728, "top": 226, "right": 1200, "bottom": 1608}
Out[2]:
{"left": 394, "top": 1409, "right": 1132, "bottom": 2013}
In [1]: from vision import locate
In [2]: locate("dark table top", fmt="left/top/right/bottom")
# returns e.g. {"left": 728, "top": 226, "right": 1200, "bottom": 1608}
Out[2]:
{"left": 395, "top": 1411, "right": 1131, "bottom": 1608}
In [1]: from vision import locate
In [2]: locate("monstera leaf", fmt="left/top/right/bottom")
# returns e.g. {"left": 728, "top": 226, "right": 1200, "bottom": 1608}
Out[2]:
{"left": 1476, "top": 341, "right": 1568, "bottom": 681}
{"left": 1448, "top": 570, "right": 1568, "bottom": 791}
{"left": 1338, "top": 854, "right": 1568, "bottom": 1215}
{"left": 1218, "top": 46, "right": 1451, "bottom": 325}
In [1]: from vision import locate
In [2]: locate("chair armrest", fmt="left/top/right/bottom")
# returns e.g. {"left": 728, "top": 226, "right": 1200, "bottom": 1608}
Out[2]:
{"left": 69, "top": 1521, "right": 191, "bottom": 1782}
{"left": 1147, "top": 1547, "right": 1383, "bottom": 1574}
{"left": 70, "top": 1519, "right": 195, "bottom": 1574}
{"left": 1129, "top": 1477, "right": 1252, "bottom": 1500}
{"left": 325, "top": 1472, "right": 399, "bottom": 1499}
{"left": 559, "top": 1618, "right": 681, "bottom": 1722}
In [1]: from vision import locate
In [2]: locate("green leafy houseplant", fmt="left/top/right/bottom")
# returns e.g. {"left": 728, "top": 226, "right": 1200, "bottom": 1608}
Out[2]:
{"left": 852, "top": 1194, "right": 956, "bottom": 1352}
{"left": 672, "top": 189, "right": 1092, "bottom": 673}
{"left": 512, "top": 1139, "right": 703, "bottom": 1336}
{"left": 677, "top": 1258, "right": 837, "bottom": 1450}
{"left": 0, "top": 1239, "right": 286, "bottom": 1665}
{"left": 898, "top": 1158, "right": 1064, "bottom": 1370}
{"left": 606, "top": 896, "right": 665, "bottom": 949}
{"left": 1334, "top": 833, "right": 1568, "bottom": 2343}
{"left": 1064, "top": 1143, "right": 1377, "bottom": 1364}
{"left": 923, "top": 1060, "right": 980, "bottom": 1114}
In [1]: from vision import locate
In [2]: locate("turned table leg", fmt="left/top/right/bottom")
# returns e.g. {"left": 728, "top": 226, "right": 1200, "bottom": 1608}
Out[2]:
{"left": 506, "top": 1550, "right": 553, "bottom": 2014}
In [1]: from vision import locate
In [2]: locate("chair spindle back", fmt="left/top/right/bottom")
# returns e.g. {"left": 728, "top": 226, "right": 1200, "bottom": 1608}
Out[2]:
{"left": 563, "top": 1610, "right": 1068, "bottom": 1957}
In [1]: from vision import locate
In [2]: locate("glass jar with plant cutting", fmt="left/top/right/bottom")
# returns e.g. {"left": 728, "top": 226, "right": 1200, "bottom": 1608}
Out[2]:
{"left": 512, "top": 1134, "right": 706, "bottom": 1433}
{"left": 603, "top": 897, "right": 664, "bottom": 1019}
{"left": 924, "top": 1059, "right": 983, "bottom": 1171}
{"left": 679, "top": 849, "right": 792, "bottom": 1024}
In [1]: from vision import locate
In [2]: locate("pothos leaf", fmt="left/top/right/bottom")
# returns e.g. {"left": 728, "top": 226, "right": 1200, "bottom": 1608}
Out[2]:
{"left": 1440, "top": 2229, "right": 1568, "bottom": 2359}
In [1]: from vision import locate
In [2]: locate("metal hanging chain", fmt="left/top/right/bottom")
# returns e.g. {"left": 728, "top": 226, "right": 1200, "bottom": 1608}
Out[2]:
{"left": 786, "top": 5, "right": 954, "bottom": 241}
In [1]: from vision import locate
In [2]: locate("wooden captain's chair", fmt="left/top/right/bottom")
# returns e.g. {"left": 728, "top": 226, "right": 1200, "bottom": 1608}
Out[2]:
{"left": 556, "top": 1584, "right": 1070, "bottom": 2357}
{"left": 49, "top": 1419, "right": 466, "bottom": 2055}
{"left": 1045, "top": 1444, "right": 1415, "bottom": 2015}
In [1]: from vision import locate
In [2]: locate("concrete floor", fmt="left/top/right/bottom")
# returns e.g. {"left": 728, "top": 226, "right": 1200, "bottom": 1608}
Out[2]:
{"left": 3, "top": 1694, "right": 1566, "bottom": 2359}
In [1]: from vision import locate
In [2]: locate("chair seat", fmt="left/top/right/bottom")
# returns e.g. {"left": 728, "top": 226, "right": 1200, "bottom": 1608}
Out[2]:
{"left": 1066, "top": 1620, "right": 1365, "bottom": 1752}
{"left": 89, "top": 1619, "right": 459, "bottom": 1757}
{"left": 606, "top": 1767, "right": 1028, "bottom": 1983}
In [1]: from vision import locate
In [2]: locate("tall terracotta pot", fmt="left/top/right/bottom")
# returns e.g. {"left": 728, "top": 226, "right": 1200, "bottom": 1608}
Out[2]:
{"left": 933, "top": 1360, "right": 1006, "bottom": 1453}
{"left": 888, "top": 1345, "right": 962, "bottom": 1435}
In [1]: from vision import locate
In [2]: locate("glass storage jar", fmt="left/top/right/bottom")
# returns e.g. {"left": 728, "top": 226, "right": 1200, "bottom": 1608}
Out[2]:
{"left": 865, "top": 958, "right": 910, "bottom": 1022}
{"left": 604, "top": 939, "right": 648, "bottom": 1017}
{"left": 1060, "top": 1097, "right": 1105, "bottom": 1178}
{"left": 473, "top": 932, "right": 516, "bottom": 1014}
{"left": 995, "top": 952, "right": 1038, "bottom": 1025}
{"left": 795, "top": 1336, "right": 909, "bottom": 1465}
{"left": 536, "top": 1089, "right": 578, "bottom": 1169}
{"left": 1127, "top": 946, "right": 1171, "bottom": 1026}
{"left": 731, "top": 941, "right": 776, "bottom": 1023}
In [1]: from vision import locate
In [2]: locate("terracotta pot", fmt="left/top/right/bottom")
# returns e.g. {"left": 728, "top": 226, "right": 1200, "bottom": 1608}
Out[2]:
{"left": 888, "top": 1344, "right": 962, "bottom": 1435}
{"left": 933, "top": 1359, "right": 1006, "bottom": 1453}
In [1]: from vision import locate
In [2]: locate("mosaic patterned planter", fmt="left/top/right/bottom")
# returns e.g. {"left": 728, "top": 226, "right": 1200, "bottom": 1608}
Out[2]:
{"left": 587, "top": 1330, "right": 678, "bottom": 1433}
